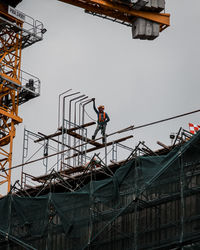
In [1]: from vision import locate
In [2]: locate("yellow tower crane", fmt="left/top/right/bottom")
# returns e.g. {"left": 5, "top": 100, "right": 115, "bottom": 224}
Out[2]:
{"left": 0, "top": 1, "right": 45, "bottom": 194}
{"left": 58, "top": 0, "right": 170, "bottom": 39}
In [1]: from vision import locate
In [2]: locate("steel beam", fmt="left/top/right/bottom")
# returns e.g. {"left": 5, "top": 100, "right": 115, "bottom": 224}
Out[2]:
{"left": 58, "top": 0, "right": 170, "bottom": 28}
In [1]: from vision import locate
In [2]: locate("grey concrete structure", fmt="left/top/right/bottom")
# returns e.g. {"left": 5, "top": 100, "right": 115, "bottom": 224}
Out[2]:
{"left": 131, "top": 0, "right": 165, "bottom": 40}
{"left": 132, "top": 17, "right": 160, "bottom": 40}
{"left": 133, "top": 0, "right": 149, "bottom": 10}
{"left": 143, "top": 0, "right": 165, "bottom": 11}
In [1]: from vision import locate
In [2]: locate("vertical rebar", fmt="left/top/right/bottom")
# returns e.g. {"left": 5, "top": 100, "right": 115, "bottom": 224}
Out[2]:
{"left": 68, "top": 94, "right": 83, "bottom": 166}
{"left": 81, "top": 99, "right": 93, "bottom": 165}
{"left": 21, "top": 127, "right": 26, "bottom": 187}
{"left": 112, "top": 142, "right": 117, "bottom": 162}
{"left": 78, "top": 99, "right": 89, "bottom": 165}
{"left": 73, "top": 96, "right": 88, "bottom": 166}
{"left": 58, "top": 89, "right": 72, "bottom": 129}
{"left": 57, "top": 89, "right": 72, "bottom": 171}
{"left": 43, "top": 139, "right": 49, "bottom": 174}
{"left": 104, "top": 137, "right": 107, "bottom": 166}
{"left": 61, "top": 92, "right": 79, "bottom": 170}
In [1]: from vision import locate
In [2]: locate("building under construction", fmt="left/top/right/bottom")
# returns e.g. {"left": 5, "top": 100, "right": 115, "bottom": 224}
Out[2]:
{"left": 1, "top": 119, "right": 200, "bottom": 249}
{"left": 1, "top": 89, "right": 200, "bottom": 250}
{"left": 1, "top": 0, "right": 200, "bottom": 250}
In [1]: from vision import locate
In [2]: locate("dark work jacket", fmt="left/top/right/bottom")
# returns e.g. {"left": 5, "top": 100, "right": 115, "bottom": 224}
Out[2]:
{"left": 93, "top": 101, "right": 110, "bottom": 125}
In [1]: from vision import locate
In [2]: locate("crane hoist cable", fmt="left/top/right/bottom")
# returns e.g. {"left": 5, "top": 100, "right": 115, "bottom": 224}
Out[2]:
{"left": 84, "top": 108, "right": 96, "bottom": 122}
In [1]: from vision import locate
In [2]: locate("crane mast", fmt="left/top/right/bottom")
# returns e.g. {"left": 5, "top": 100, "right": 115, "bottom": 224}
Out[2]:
{"left": 0, "top": 1, "right": 45, "bottom": 194}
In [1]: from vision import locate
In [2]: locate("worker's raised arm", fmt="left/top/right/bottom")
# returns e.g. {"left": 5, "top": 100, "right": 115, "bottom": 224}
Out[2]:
{"left": 92, "top": 98, "right": 98, "bottom": 114}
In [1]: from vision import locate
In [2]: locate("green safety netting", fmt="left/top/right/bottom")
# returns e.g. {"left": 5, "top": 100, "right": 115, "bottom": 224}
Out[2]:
{"left": 1, "top": 132, "right": 200, "bottom": 250}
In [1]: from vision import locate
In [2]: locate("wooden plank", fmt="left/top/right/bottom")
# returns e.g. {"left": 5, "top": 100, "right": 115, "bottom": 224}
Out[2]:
{"left": 65, "top": 135, "right": 134, "bottom": 160}
{"left": 67, "top": 121, "right": 95, "bottom": 132}
{"left": 38, "top": 132, "right": 82, "bottom": 154}
{"left": 32, "top": 135, "right": 134, "bottom": 182}
{"left": 34, "top": 122, "right": 95, "bottom": 143}
{"left": 32, "top": 158, "right": 127, "bottom": 183}
{"left": 68, "top": 130, "right": 102, "bottom": 147}
{"left": 33, "top": 166, "right": 84, "bottom": 182}
{"left": 157, "top": 141, "right": 169, "bottom": 150}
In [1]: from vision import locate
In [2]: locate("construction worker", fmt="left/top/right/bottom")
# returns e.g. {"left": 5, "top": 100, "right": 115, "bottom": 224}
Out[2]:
{"left": 92, "top": 98, "right": 110, "bottom": 143}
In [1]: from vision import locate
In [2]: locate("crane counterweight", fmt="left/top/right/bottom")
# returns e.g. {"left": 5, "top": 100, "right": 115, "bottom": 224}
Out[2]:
{"left": 58, "top": 0, "right": 170, "bottom": 39}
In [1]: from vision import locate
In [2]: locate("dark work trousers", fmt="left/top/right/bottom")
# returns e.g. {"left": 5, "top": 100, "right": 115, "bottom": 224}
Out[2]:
{"left": 93, "top": 123, "right": 106, "bottom": 142}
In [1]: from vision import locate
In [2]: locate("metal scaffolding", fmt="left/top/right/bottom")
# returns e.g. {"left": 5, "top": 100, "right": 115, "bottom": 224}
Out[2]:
{"left": 1, "top": 87, "right": 200, "bottom": 249}
{"left": 1, "top": 127, "right": 200, "bottom": 249}
{"left": 17, "top": 89, "right": 134, "bottom": 193}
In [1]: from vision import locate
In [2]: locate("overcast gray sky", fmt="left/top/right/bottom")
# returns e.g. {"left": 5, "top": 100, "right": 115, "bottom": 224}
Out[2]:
{"left": 7, "top": 0, "right": 200, "bottom": 192}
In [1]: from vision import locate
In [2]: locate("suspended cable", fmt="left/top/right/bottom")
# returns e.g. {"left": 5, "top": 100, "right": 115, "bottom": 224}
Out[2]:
{"left": 4, "top": 108, "right": 200, "bottom": 173}
{"left": 84, "top": 108, "right": 96, "bottom": 122}
{"left": 133, "top": 108, "right": 200, "bottom": 130}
